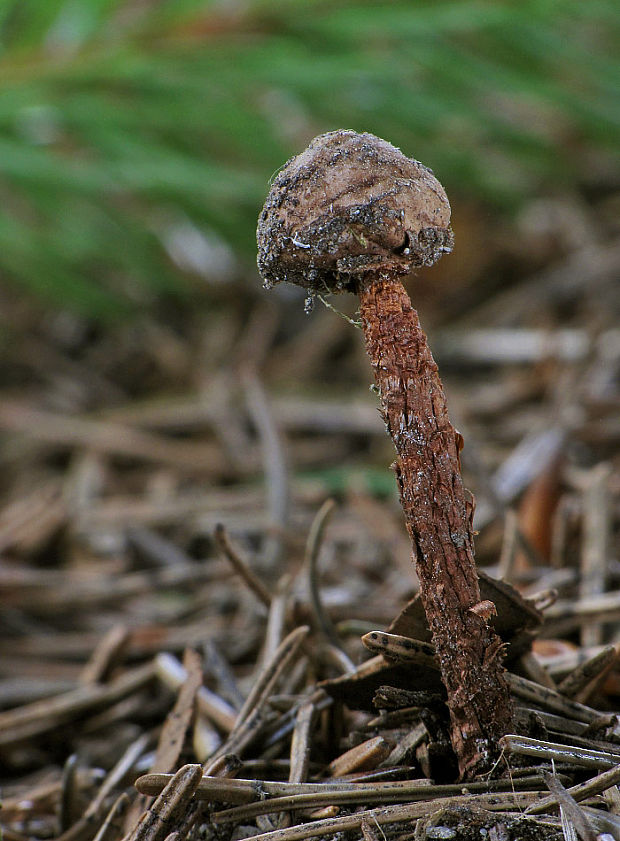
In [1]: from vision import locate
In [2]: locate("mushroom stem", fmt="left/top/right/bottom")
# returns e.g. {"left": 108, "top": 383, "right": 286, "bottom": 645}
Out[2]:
{"left": 256, "top": 129, "right": 514, "bottom": 778}
{"left": 357, "top": 272, "right": 513, "bottom": 778}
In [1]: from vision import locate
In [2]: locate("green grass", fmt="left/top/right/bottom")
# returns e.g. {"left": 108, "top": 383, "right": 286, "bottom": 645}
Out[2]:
{"left": 0, "top": 0, "right": 618, "bottom": 318}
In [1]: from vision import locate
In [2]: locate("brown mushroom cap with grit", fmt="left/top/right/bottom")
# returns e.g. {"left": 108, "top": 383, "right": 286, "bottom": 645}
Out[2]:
{"left": 256, "top": 129, "right": 454, "bottom": 294}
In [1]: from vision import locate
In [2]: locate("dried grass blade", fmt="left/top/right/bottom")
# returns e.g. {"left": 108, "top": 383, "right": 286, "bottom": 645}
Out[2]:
{"left": 136, "top": 774, "right": 548, "bottom": 808}
{"left": 153, "top": 649, "right": 202, "bottom": 772}
{"left": 126, "top": 764, "right": 203, "bottom": 841}
{"left": 136, "top": 774, "right": 255, "bottom": 803}
{"left": 558, "top": 644, "right": 619, "bottom": 702}
{"left": 243, "top": 367, "right": 289, "bottom": 570}
{"left": 0, "top": 401, "right": 223, "bottom": 472}
{"left": 92, "top": 794, "right": 131, "bottom": 841}
{"left": 499, "top": 734, "right": 620, "bottom": 770}
{"left": 79, "top": 625, "right": 130, "bottom": 686}
{"left": 259, "top": 575, "right": 291, "bottom": 667}
{"left": 506, "top": 673, "right": 602, "bottom": 723}
{"left": 155, "top": 652, "right": 236, "bottom": 733}
{"left": 210, "top": 626, "right": 310, "bottom": 761}
{"left": 59, "top": 754, "right": 80, "bottom": 833}
{"left": 304, "top": 499, "right": 340, "bottom": 648}
{"left": 326, "top": 736, "right": 393, "bottom": 777}
{"left": 382, "top": 722, "right": 428, "bottom": 767}
{"left": 580, "top": 464, "right": 612, "bottom": 649}
{"left": 91, "top": 734, "right": 150, "bottom": 809}
{"left": 234, "top": 625, "right": 310, "bottom": 729}
{"left": 67, "top": 734, "right": 150, "bottom": 841}
{"left": 542, "top": 772, "right": 597, "bottom": 841}
{"left": 214, "top": 523, "right": 272, "bottom": 608}
{"left": 526, "top": 762, "right": 620, "bottom": 815}
{"left": 0, "top": 662, "right": 155, "bottom": 747}
{"left": 289, "top": 702, "right": 317, "bottom": 784}
{"left": 233, "top": 793, "right": 541, "bottom": 841}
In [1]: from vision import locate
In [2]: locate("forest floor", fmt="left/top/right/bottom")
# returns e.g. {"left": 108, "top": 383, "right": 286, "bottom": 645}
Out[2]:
{"left": 1, "top": 193, "right": 619, "bottom": 841}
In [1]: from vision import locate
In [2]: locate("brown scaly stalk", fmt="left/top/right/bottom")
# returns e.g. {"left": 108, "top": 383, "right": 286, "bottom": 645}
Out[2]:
{"left": 256, "top": 129, "right": 513, "bottom": 778}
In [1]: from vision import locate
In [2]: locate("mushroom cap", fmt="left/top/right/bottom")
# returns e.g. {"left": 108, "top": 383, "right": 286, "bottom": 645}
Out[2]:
{"left": 256, "top": 129, "right": 453, "bottom": 294}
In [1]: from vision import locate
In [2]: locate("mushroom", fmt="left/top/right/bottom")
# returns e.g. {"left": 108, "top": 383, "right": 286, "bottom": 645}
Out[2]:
{"left": 257, "top": 129, "right": 513, "bottom": 778}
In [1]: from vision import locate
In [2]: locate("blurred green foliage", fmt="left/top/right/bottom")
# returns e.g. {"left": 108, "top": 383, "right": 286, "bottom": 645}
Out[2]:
{"left": 0, "top": 0, "right": 618, "bottom": 317}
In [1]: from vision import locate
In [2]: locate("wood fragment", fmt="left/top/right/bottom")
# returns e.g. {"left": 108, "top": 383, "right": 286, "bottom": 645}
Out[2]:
{"left": 371, "top": 687, "right": 442, "bottom": 712}
{"left": 387, "top": 570, "right": 543, "bottom": 657}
